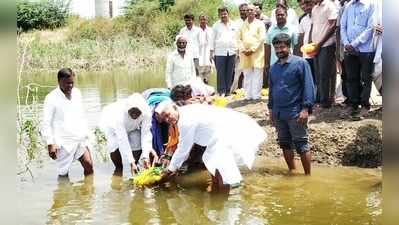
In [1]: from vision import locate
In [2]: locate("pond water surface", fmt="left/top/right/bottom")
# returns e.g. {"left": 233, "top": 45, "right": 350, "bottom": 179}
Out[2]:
{"left": 18, "top": 72, "right": 382, "bottom": 225}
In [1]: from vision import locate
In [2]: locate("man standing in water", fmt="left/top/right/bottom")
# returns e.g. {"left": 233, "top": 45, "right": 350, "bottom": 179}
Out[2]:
{"left": 268, "top": 33, "right": 315, "bottom": 175}
{"left": 42, "top": 68, "right": 94, "bottom": 177}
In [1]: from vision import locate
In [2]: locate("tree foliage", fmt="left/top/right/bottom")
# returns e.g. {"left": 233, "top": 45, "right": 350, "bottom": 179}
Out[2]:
{"left": 17, "top": 0, "right": 70, "bottom": 32}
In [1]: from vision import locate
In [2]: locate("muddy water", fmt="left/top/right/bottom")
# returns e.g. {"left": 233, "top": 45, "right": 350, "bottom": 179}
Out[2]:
{"left": 17, "top": 158, "right": 381, "bottom": 225}
{"left": 18, "top": 72, "right": 381, "bottom": 224}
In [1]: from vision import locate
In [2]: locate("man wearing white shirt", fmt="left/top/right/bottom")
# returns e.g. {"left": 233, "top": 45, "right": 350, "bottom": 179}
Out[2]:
{"left": 165, "top": 35, "right": 196, "bottom": 89}
{"left": 157, "top": 102, "right": 267, "bottom": 191}
{"left": 198, "top": 14, "right": 213, "bottom": 84}
{"left": 42, "top": 68, "right": 93, "bottom": 177}
{"left": 211, "top": 6, "right": 238, "bottom": 96}
{"left": 179, "top": 13, "right": 201, "bottom": 76}
{"left": 298, "top": 0, "right": 316, "bottom": 83}
{"left": 311, "top": 0, "right": 338, "bottom": 108}
{"left": 99, "top": 93, "right": 156, "bottom": 176}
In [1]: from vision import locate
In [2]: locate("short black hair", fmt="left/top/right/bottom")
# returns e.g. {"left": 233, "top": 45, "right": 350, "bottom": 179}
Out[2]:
{"left": 184, "top": 13, "right": 194, "bottom": 20}
{"left": 57, "top": 68, "right": 75, "bottom": 81}
{"left": 238, "top": 3, "right": 248, "bottom": 9}
{"left": 218, "top": 6, "right": 229, "bottom": 14}
{"left": 272, "top": 33, "right": 291, "bottom": 47}
{"left": 170, "top": 84, "right": 192, "bottom": 102}
{"left": 275, "top": 4, "right": 288, "bottom": 14}
{"left": 253, "top": 2, "right": 263, "bottom": 10}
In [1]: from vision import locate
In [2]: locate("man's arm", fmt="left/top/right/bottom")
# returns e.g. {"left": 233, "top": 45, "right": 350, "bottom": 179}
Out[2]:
{"left": 42, "top": 96, "right": 58, "bottom": 159}
{"left": 167, "top": 124, "right": 196, "bottom": 172}
{"left": 315, "top": 19, "right": 336, "bottom": 52}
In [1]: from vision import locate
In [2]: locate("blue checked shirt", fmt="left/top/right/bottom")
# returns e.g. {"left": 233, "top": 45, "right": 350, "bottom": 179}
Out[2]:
{"left": 268, "top": 55, "right": 315, "bottom": 120}
{"left": 340, "top": 0, "right": 375, "bottom": 53}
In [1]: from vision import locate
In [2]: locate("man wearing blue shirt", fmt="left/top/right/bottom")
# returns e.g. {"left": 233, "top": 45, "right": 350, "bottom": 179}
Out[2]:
{"left": 268, "top": 33, "right": 315, "bottom": 175}
{"left": 340, "top": 0, "right": 375, "bottom": 119}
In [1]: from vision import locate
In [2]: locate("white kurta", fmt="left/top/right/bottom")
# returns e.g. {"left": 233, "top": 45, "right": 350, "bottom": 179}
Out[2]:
{"left": 42, "top": 87, "right": 92, "bottom": 175}
{"left": 198, "top": 26, "right": 213, "bottom": 66}
{"left": 168, "top": 104, "right": 267, "bottom": 184}
{"left": 42, "top": 87, "right": 91, "bottom": 151}
{"left": 165, "top": 51, "right": 196, "bottom": 89}
{"left": 179, "top": 26, "right": 201, "bottom": 59}
{"left": 99, "top": 93, "right": 153, "bottom": 165}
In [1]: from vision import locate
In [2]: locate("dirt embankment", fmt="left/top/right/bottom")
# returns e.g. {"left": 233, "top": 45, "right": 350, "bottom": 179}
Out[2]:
{"left": 228, "top": 99, "right": 382, "bottom": 168}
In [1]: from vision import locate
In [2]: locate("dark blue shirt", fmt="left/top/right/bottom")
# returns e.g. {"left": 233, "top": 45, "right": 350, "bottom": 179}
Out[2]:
{"left": 268, "top": 55, "right": 315, "bottom": 119}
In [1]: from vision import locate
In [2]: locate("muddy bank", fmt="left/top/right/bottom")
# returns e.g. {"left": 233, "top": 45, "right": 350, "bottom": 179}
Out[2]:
{"left": 228, "top": 99, "right": 382, "bottom": 168}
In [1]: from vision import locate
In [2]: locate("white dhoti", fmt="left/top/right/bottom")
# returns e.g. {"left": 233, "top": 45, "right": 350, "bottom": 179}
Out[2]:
{"left": 56, "top": 142, "right": 89, "bottom": 176}
{"left": 201, "top": 110, "right": 267, "bottom": 184}
{"left": 243, "top": 68, "right": 263, "bottom": 100}
{"left": 103, "top": 129, "right": 142, "bottom": 153}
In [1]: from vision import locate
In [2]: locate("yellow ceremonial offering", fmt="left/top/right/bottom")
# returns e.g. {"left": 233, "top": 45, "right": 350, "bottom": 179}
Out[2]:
{"left": 213, "top": 96, "right": 229, "bottom": 107}
{"left": 131, "top": 167, "right": 164, "bottom": 186}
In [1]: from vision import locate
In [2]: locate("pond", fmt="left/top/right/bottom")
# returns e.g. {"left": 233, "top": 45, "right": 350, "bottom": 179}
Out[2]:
{"left": 17, "top": 71, "right": 382, "bottom": 225}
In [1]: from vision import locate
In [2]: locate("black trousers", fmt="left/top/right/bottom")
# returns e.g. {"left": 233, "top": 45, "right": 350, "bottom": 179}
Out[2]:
{"left": 344, "top": 52, "right": 375, "bottom": 109}
{"left": 313, "top": 45, "right": 337, "bottom": 105}
{"left": 215, "top": 54, "right": 236, "bottom": 95}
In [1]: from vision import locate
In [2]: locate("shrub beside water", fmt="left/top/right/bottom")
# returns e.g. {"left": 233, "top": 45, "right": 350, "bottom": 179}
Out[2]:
{"left": 17, "top": 0, "right": 69, "bottom": 32}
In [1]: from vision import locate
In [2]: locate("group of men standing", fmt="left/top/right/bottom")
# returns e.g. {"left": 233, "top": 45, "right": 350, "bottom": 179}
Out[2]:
{"left": 166, "top": 0, "right": 382, "bottom": 119}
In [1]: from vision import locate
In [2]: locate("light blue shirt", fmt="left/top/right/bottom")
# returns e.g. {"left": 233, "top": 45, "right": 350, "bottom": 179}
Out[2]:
{"left": 340, "top": 0, "right": 375, "bottom": 53}
{"left": 265, "top": 24, "right": 298, "bottom": 66}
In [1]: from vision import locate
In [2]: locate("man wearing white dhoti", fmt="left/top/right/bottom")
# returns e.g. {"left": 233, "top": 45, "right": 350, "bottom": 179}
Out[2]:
{"left": 156, "top": 102, "right": 267, "bottom": 190}
{"left": 42, "top": 68, "right": 94, "bottom": 177}
{"left": 99, "top": 93, "right": 158, "bottom": 176}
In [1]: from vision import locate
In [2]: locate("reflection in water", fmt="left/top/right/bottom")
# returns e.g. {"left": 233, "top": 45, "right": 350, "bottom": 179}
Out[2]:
{"left": 20, "top": 159, "right": 381, "bottom": 225}
{"left": 47, "top": 175, "right": 94, "bottom": 224}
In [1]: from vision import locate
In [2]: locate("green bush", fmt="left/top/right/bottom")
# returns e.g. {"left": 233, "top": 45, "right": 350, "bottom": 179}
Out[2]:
{"left": 17, "top": 0, "right": 69, "bottom": 32}
{"left": 67, "top": 17, "right": 126, "bottom": 41}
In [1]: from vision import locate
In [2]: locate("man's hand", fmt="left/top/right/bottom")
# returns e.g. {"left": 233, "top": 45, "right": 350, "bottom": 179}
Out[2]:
{"left": 297, "top": 109, "right": 309, "bottom": 124}
{"left": 160, "top": 154, "right": 172, "bottom": 168}
{"left": 344, "top": 44, "right": 356, "bottom": 53}
{"left": 210, "top": 52, "right": 214, "bottom": 64}
{"left": 149, "top": 149, "right": 159, "bottom": 167}
{"left": 130, "top": 162, "right": 138, "bottom": 176}
{"left": 268, "top": 109, "right": 275, "bottom": 126}
{"left": 375, "top": 25, "right": 383, "bottom": 35}
{"left": 48, "top": 144, "right": 59, "bottom": 160}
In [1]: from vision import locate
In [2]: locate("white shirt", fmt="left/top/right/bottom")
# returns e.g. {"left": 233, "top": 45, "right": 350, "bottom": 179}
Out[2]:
{"left": 311, "top": 0, "right": 338, "bottom": 47}
{"left": 270, "top": 8, "right": 300, "bottom": 33}
{"left": 42, "top": 87, "right": 91, "bottom": 153}
{"left": 211, "top": 20, "right": 238, "bottom": 56}
{"left": 99, "top": 93, "right": 153, "bottom": 164}
{"left": 299, "top": 14, "right": 313, "bottom": 58}
{"left": 168, "top": 104, "right": 267, "bottom": 173}
{"left": 179, "top": 26, "right": 201, "bottom": 58}
{"left": 165, "top": 51, "right": 196, "bottom": 88}
{"left": 198, "top": 25, "right": 213, "bottom": 66}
